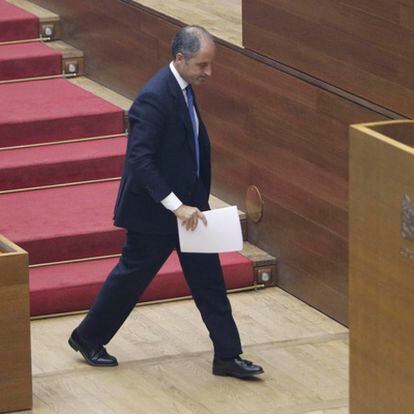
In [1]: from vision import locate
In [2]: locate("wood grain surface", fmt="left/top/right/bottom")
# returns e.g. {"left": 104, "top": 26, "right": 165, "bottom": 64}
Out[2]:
{"left": 242, "top": 0, "right": 414, "bottom": 118}
{"left": 349, "top": 121, "right": 414, "bottom": 413}
{"left": 0, "top": 236, "right": 32, "bottom": 413}
{"left": 24, "top": 288, "right": 348, "bottom": 413}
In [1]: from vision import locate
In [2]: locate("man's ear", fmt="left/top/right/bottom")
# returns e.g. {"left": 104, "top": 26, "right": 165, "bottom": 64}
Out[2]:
{"left": 175, "top": 52, "right": 185, "bottom": 64}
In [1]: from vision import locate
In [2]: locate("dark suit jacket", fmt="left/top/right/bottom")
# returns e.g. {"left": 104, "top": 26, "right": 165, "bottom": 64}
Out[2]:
{"left": 113, "top": 65, "right": 211, "bottom": 234}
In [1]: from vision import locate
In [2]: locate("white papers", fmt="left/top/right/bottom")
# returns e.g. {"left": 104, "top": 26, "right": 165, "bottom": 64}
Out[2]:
{"left": 178, "top": 206, "right": 243, "bottom": 253}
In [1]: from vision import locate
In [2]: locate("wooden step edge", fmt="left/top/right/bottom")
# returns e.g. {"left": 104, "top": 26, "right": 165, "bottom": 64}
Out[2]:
{"left": 0, "top": 38, "right": 50, "bottom": 46}
{"left": 0, "top": 133, "right": 127, "bottom": 152}
{"left": 0, "top": 177, "right": 121, "bottom": 195}
{"left": 7, "top": 0, "right": 61, "bottom": 40}
{"left": 0, "top": 73, "right": 75, "bottom": 86}
{"left": 46, "top": 40, "right": 85, "bottom": 76}
{"left": 29, "top": 253, "right": 122, "bottom": 269}
{"left": 69, "top": 76, "right": 132, "bottom": 127}
{"left": 7, "top": 0, "right": 59, "bottom": 20}
{"left": 240, "top": 242, "right": 278, "bottom": 288}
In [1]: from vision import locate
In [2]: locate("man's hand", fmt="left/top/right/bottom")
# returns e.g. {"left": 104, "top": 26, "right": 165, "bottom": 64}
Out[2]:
{"left": 174, "top": 205, "right": 207, "bottom": 231}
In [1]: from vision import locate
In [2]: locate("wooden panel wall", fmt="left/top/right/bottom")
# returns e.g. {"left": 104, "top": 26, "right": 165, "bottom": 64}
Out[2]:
{"left": 203, "top": 52, "right": 387, "bottom": 323}
{"left": 30, "top": 0, "right": 390, "bottom": 323}
{"left": 242, "top": 0, "right": 414, "bottom": 119}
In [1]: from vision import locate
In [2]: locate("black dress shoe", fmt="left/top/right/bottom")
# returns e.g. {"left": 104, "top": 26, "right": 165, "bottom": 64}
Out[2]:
{"left": 213, "top": 356, "right": 264, "bottom": 378}
{"left": 68, "top": 329, "right": 118, "bottom": 367}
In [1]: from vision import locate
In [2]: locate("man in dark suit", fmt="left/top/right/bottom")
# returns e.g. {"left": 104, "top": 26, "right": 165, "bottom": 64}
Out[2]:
{"left": 68, "top": 25, "right": 263, "bottom": 378}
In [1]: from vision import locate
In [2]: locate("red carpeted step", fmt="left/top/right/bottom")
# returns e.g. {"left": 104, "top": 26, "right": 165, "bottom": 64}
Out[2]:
{"left": 0, "top": 0, "right": 38, "bottom": 42}
{"left": 0, "top": 181, "right": 124, "bottom": 264}
{"left": 0, "top": 137, "right": 126, "bottom": 190}
{"left": 0, "top": 78, "right": 124, "bottom": 147}
{"left": 30, "top": 252, "right": 254, "bottom": 316}
{"left": 0, "top": 42, "right": 62, "bottom": 81}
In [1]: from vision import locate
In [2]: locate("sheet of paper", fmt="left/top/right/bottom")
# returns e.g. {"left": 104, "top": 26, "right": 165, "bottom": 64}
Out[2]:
{"left": 178, "top": 206, "right": 243, "bottom": 253}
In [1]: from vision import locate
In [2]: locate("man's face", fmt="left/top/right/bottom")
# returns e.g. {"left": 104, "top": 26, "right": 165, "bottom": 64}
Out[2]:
{"left": 174, "top": 38, "right": 216, "bottom": 85}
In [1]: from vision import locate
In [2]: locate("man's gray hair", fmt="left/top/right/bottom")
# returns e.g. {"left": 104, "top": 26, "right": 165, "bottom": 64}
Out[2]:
{"left": 171, "top": 25, "right": 213, "bottom": 60}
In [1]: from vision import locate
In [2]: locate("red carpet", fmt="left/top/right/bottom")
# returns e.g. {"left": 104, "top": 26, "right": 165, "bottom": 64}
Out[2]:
{"left": 0, "top": 181, "right": 124, "bottom": 264}
{"left": 0, "top": 78, "right": 124, "bottom": 147}
{"left": 0, "top": 0, "right": 38, "bottom": 42}
{"left": 0, "top": 136, "right": 126, "bottom": 190}
{"left": 30, "top": 252, "right": 254, "bottom": 316}
{"left": 0, "top": 42, "right": 62, "bottom": 80}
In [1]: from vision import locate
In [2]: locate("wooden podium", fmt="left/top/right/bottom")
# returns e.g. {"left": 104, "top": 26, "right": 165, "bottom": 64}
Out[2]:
{"left": 0, "top": 235, "right": 32, "bottom": 413}
{"left": 349, "top": 121, "right": 414, "bottom": 413}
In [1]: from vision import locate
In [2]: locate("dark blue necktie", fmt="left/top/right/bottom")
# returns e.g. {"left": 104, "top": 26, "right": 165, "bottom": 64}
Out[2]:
{"left": 185, "top": 85, "right": 200, "bottom": 177}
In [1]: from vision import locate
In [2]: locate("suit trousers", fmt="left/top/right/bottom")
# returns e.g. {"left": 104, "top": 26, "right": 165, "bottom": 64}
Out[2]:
{"left": 77, "top": 231, "right": 243, "bottom": 359}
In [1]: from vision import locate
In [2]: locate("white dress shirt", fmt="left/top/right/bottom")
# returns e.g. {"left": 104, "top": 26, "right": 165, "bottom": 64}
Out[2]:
{"left": 160, "top": 62, "right": 199, "bottom": 211}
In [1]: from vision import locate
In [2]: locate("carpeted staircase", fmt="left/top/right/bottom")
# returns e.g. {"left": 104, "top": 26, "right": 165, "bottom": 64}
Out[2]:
{"left": 0, "top": 0, "right": 38, "bottom": 41}
{"left": 0, "top": 136, "right": 126, "bottom": 190}
{"left": 0, "top": 41, "right": 61, "bottom": 80}
{"left": 0, "top": 0, "right": 274, "bottom": 317}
